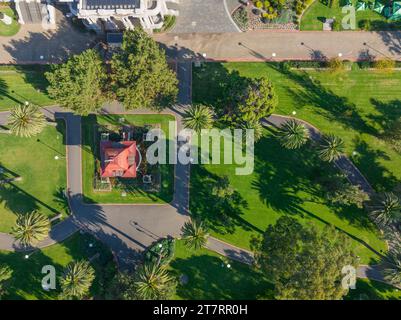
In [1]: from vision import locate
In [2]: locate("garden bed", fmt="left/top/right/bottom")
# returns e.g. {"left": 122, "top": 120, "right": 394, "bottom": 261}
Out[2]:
{"left": 81, "top": 114, "right": 175, "bottom": 204}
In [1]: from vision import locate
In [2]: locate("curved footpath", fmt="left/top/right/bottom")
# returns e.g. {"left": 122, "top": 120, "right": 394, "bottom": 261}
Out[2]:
{"left": 0, "top": 62, "right": 396, "bottom": 288}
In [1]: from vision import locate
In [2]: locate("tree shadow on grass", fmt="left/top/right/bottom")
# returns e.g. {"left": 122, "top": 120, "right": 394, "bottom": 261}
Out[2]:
{"left": 252, "top": 130, "right": 383, "bottom": 246}
{"left": 189, "top": 164, "right": 266, "bottom": 236}
{"left": 0, "top": 77, "right": 23, "bottom": 106}
{"left": 0, "top": 232, "right": 117, "bottom": 300}
{"left": 367, "top": 98, "right": 401, "bottom": 137}
{"left": 191, "top": 62, "right": 245, "bottom": 116}
{"left": 170, "top": 255, "right": 273, "bottom": 300}
{"left": 346, "top": 278, "right": 401, "bottom": 300}
{"left": 251, "top": 129, "right": 322, "bottom": 216}
{"left": 0, "top": 183, "right": 40, "bottom": 216}
{"left": 269, "top": 64, "right": 377, "bottom": 136}
{"left": 0, "top": 248, "right": 65, "bottom": 300}
{"left": 353, "top": 136, "right": 399, "bottom": 192}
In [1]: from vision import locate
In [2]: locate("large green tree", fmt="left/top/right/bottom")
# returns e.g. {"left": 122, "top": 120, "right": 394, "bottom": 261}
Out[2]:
{"left": 60, "top": 260, "right": 95, "bottom": 300}
{"left": 46, "top": 49, "right": 108, "bottom": 115}
{"left": 255, "top": 216, "right": 357, "bottom": 300}
{"left": 223, "top": 77, "right": 277, "bottom": 127}
{"left": 13, "top": 211, "right": 50, "bottom": 247}
{"left": 110, "top": 29, "right": 178, "bottom": 111}
{"left": 8, "top": 104, "right": 46, "bottom": 138}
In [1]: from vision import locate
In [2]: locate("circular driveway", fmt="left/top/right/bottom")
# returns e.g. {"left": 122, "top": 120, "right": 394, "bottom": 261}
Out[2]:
{"left": 171, "top": 0, "right": 240, "bottom": 33}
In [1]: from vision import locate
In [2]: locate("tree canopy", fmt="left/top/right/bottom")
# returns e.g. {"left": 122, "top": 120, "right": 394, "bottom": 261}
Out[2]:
{"left": 255, "top": 216, "right": 357, "bottom": 300}
{"left": 223, "top": 77, "right": 277, "bottom": 127}
{"left": 110, "top": 28, "right": 178, "bottom": 111}
{"left": 46, "top": 49, "right": 108, "bottom": 115}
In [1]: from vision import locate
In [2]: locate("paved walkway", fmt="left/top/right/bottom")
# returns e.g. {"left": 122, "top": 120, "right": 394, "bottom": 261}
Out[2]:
{"left": 170, "top": 0, "right": 240, "bottom": 34}
{"left": 154, "top": 31, "right": 401, "bottom": 61}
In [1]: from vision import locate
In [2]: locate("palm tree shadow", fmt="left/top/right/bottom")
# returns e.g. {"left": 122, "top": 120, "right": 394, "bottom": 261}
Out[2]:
{"left": 190, "top": 165, "right": 264, "bottom": 235}
{"left": 269, "top": 64, "right": 376, "bottom": 136}
{"left": 170, "top": 254, "right": 273, "bottom": 300}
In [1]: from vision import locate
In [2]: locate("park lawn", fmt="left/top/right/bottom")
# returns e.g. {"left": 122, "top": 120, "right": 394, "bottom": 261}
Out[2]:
{"left": 191, "top": 62, "right": 401, "bottom": 264}
{"left": 193, "top": 62, "right": 401, "bottom": 193}
{"left": 0, "top": 65, "right": 53, "bottom": 111}
{"left": 170, "top": 240, "right": 273, "bottom": 300}
{"left": 0, "top": 121, "right": 67, "bottom": 233}
{"left": 81, "top": 114, "right": 175, "bottom": 204}
{"left": 190, "top": 129, "right": 387, "bottom": 265}
{"left": 346, "top": 279, "right": 401, "bottom": 299}
{"left": 301, "top": 0, "right": 399, "bottom": 31}
{"left": 0, "top": 6, "right": 21, "bottom": 37}
{"left": 0, "top": 233, "right": 117, "bottom": 300}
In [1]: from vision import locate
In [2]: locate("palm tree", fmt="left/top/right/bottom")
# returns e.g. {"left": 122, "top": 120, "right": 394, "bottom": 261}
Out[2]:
{"left": 318, "top": 134, "right": 345, "bottom": 162}
{"left": 276, "top": 119, "right": 309, "bottom": 149}
{"left": 370, "top": 192, "right": 401, "bottom": 228}
{"left": 384, "top": 251, "right": 401, "bottom": 287}
{"left": 134, "top": 262, "right": 176, "bottom": 300}
{"left": 241, "top": 119, "right": 264, "bottom": 142}
{"left": 182, "top": 104, "right": 214, "bottom": 133}
{"left": 13, "top": 211, "right": 50, "bottom": 247}
{"left": 60, "top": 260, "right": 95, "bottom": 299}
{"left": 181, "top": 220, "right": 209, "bottom": 250}
{"left": 7, "top": 104, "right": 46, "bottom": 138}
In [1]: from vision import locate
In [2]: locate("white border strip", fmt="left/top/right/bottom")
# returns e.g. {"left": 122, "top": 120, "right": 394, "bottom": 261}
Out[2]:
{"left": 223, "top": 0, "right": 242, "bottom": 33}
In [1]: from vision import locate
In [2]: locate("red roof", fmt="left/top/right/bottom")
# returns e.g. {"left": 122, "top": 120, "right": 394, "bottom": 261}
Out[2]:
{"left": 100, "top": 141, "right": 137, "bottom": 178}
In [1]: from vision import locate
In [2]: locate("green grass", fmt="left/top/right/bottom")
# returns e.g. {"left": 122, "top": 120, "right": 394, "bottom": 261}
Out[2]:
{"left": 191, "top": 62, "right": 401, "bottom": 264}
{"left": 0, "top": 65, "right": 53, "bottom": 111}
{"left": 81, "top": 114, "right": 175, "bottom": 204}
{"left": 170, "top": 240, "right": 273, "bottom": 300}
{"left": 0, "top": 6, "right": 21, "bottom": 37}
{"left": 0, "top": 121, "right": 67, "bottom": 233}
{"left": 0, "top": 233, "right": 117, "bottom": 300}
{"left": 346, "top": 279, "right": 401, "bottom": 299}
{"left": 301, "top": 0, "right": 400, "bottom": 30}
{"left": 194, "top": 62, "right": 401, "bottom": 192}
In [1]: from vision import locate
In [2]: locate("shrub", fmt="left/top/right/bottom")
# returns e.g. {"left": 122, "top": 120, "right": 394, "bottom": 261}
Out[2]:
{"left": 357, "top": 60, "right": 372, "bottom": 69}
{"left": 374, "top": 58, "right": 396, "bottom": 73}
{"left": 327, "top": 57, "right": 345, "bottom": 73}
{"left": 144, "top": 238, "right": 175, "bottom": 266}
{"left": 332, "top": 19, "right": 341, "bottom": 31}
{"left": 255, "top": 0, "right": 263, "bottom": 8}
{"left": 281, "top": 60, "right": 326, "bottom": 69}
{"left": 359, "top": 19, "right": 371, "bottom": 31}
